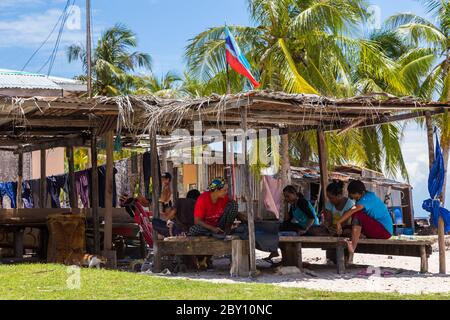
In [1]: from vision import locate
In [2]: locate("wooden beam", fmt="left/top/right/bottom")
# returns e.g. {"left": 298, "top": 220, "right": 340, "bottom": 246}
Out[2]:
{"left": 15, "top": 136, "right": 86, "bottom": 154}
{"left": 39, "top": 150, "right": 46, "bottom": 208}
{"left": 67, "top": 146, "right": 77, "bottom": 209}
{"left": 438, "top": 217, "right": 446, "bottom": 274}
{"left": 14, "top": 119, "right": 95, "bottom": 128}
{"left": 241, "top": 105, "right": 257, "bottom": 277}
{"left": 150, "top": 131, "right": 161, "bottom": 272}
{"left": 337, "top": 117, "right": 366, "bottom": 135}
{"left": 90, "top": 129, "right": 100, "bottom": 254}
{"left": 17, "top": 153, "right": 23, "bottom": 209}
{"left": 102, "top": 130, "right": 116, "bottom": 268}
{"left": 317, "top": 128, "right": 329, "bottom": 205}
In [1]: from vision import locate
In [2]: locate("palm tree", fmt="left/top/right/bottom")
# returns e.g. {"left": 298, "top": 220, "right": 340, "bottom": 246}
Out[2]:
{"left": 386, "top": 0, "right": 450, "bottom": 201}
{"left": 184, "top": 0, "right": 413, "bottom": 180}
{"left": 132, "top": 72, "right": 182, "bottom": 98}
{"left": 67, "top": 24, "right": 152, "bottom": 96}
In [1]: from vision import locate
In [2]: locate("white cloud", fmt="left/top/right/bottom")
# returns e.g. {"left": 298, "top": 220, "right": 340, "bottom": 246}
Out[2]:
{"left": 0, "top": 8, "right": 85, "bottom": 48}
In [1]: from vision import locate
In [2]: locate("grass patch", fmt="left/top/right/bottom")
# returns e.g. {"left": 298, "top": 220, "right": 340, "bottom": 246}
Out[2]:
{"left": 0, "top": 264, "right": 448, "bottom": 300}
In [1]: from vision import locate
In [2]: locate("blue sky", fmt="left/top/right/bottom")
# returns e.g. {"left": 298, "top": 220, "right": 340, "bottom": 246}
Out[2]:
{"left": 0, "top": 0, "right": 439, "bottom": 217}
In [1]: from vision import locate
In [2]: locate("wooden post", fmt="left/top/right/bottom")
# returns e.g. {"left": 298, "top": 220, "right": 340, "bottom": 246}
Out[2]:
{"left": 280, "top": 131, "right": 291, "bottom": 221}
{"left": 90, "top": 130, "right": 100, "bottom": 254}
{"left": 40, "top": 150, "right": 46, "bottom": 208}
{"left": 86, "top": 0, "right": 92, "bottom": 98}
{"left": 102, "top": 130, "right": 116, "bottom": 268}
{"left": 438, "top": 217, "right": 446, "bottom": 274}
{"left": 420, "top": 245, "right": 429, "bottom": 274}
{"left": 67, "top": 146, "right": 77, "bottom": 209}
{"left": 230, "top": 239, "right": 250, "bottom": 277}
{"left": 172, "top": 166, "right": 179, "bottom": 203}
{"left": 17, "top": 153, "right": 23, "bottom": 208}
{"left": 241, "top": 106, "right": 257, "bottom": 277}
{"left": 425, "top": 114, "right": 446, "bottom": 274}
{"left": 317, "top": 128, "right": 329, "bottom": 205}
{"left": 150, "top": 131, "right": 161, "bottom": 272}
{"left": 14, "top": 228, "right": 24, "bottom": 259}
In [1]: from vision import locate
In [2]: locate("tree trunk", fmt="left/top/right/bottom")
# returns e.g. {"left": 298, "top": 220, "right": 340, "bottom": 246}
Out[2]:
{"left": 425, "top": 111, "right": 434, "bottom": 170}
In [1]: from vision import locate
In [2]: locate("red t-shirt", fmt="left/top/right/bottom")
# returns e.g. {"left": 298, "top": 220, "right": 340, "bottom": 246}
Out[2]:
{"left": 194, "top": 191, "right": 229, "bottom": 227}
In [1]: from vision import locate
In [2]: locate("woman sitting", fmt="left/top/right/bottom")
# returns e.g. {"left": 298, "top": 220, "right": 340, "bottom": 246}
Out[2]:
{"left": 336, "top": 180, "right": 393, "bottom": 253}
{"left": 280, "top": 185, "right": 326, "bottom": 236}
{"left": 188, "top": 178, "right": 241, "bottom": 237}
{"left": 323, "top": 180, "right": 355, "bottom": 236}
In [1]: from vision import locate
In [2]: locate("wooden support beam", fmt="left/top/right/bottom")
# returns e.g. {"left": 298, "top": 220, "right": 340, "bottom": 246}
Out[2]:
{"left": 15, "top": 136, "right": 86, "bottom": 154}
{"left": 102, "top": 130, "right": 116, "bottom": 268}
{"left": 317, "top": 128, "right": 329, "bottom": 205}
{"left": 16, "top": 119, "right": 95, "bottom": 128}
{"left": 150, "top": 131, "right": 161, "bottom": 272}
{"left": 438, "top": 217, "right": 446, "bottom": 274}
{"left": 90, "top": 130, "right": 100, "bottom": 254}
{"left": 17, "top": 153, "right": 23, "bottom": 209}
{"left": 280, "top": 131, "right": 291, "bottom": 222}
{"left": 67, "top": 146, "right": 77, "bottom": 209}
{"left": 241, "top": 105, "right": 257, "bottom": 277}
{"left": 103, "top": 131, "right": 114, "bottom": 250}
{"left": 39, "top": 150, "right": 46, "bottom": 208}
{"left": 14, "top": 228, "right": 24, "bottom": 259}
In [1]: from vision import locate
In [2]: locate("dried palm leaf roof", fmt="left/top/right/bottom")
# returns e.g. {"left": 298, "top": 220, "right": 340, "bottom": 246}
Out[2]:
{"left": 0, "top": 90, "right": 449, "bottom": 151}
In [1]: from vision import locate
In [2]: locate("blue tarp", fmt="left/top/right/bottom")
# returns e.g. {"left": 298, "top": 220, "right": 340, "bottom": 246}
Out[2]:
{"left": 422, "top": 130, "right": 450, "bottom": 233}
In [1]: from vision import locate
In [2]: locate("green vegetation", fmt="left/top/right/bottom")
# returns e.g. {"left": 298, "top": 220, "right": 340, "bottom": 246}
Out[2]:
{"left": 0, "top": 264, "right": 448, "bottom": 300}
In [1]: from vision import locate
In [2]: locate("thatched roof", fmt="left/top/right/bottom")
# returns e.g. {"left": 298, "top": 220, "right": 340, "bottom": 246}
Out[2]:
{"left": 0, "top": 91, "right": 449, "bottom": 152}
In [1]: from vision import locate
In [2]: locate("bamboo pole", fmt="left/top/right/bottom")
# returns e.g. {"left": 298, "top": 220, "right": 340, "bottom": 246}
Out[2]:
{"left": 241, "top": 105, "right": 257, "bottom": 277}
{"left": 317, "top": 128, "right": 329, "bottom": 205}
{"left": 104, "top": 131, "right": 114, "bottom": 251}
{"left": 86, "top": 0, "right": 92, "bottom": 98}
{"left": 425, "top": 111, "right": 434, "bottom": 169}
{"left": 17, "top": 153, "right": 23, "bottom": 209}
{"left": 90, "top": 129, "right": 100, "bottom": 254}
{"left": 40, "top": 150, "right": 46, "bottom": 208}
{"left": 67, "top": 146, "right": 77, "bottom": 209}
{"left": 150, "top": 131, "right": 161, "bottom": 272}
{"left": 280, "top": 131, "right": 291, "bottom": 221}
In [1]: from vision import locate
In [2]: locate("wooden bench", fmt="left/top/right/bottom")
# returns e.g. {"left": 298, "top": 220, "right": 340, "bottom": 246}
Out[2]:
{"left": 279, "top": 236, "right": 435, "bottom": 274}
{"left": 155, "top": 236, "right": 253, "bottom": 276}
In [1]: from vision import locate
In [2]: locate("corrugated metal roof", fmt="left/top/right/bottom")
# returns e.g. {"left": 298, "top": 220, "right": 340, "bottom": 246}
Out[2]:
{"left": 0, "top": 70, "right": 61, "bottom": 90}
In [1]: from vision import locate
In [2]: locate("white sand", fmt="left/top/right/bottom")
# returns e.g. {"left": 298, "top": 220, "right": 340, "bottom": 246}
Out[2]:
{"left": 149, "top": 239, "right": 450, "bottom": 295}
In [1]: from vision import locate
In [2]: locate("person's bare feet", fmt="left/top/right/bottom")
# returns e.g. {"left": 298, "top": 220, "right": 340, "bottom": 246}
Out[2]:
{"left": 345, "top": 239, "right": 355, "bottom": 253}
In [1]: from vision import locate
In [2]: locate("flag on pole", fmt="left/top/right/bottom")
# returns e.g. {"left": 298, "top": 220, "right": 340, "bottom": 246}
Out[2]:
{"left": 224, "top": 26, "right": 260, "bottom": 88}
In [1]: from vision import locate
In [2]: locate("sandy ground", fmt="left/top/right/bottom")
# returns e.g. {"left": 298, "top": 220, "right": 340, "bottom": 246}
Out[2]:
{"left": 146, "top": 238, "right": 450, "bottom": 295}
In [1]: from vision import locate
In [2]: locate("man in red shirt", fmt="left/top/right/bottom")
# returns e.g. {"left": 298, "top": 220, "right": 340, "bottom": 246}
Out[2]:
{"left": 189, "top": 178, "right": 239, "bottom": 236}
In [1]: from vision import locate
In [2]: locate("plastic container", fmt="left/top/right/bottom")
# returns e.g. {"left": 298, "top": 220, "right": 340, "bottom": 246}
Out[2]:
{"left": 389, "top": 207, "right": 404, "bottom": 225}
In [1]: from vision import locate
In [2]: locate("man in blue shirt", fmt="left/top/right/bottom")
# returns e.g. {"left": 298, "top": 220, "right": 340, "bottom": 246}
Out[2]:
{"left": 336, "top": 180, "right": 393, "bottom": 253}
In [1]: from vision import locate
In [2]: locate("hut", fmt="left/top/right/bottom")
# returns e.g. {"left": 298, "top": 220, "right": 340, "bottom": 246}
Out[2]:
{"left": 0, "top": 91, "right": 448, "bottom": 273}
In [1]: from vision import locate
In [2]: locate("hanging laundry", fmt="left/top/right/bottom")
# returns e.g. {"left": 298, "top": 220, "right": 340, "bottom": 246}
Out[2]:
{"left": 75, "top": 170, "right": 91, "bottom": 208}
{"left": 47, "top": 175, "right": 69, "bottom": 208}
{"left": 21, "top": 181, "right": 34, "bottom": 208}
{"left": 0, "top": 182, "right": 17, "bottom": 208}
{"left": 97, "top": 165, "right": 118, "bottom": 208}
{"left": 29, "top": 179, "right": 41, "bottom": 208}
{"left": 115, "top": 159, "right": 130, "bottom": 203}
{"left": 262, "top": 176, "right": 283, "bottom": 219}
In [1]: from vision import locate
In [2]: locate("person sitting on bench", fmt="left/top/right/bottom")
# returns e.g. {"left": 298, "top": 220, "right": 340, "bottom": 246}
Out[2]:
{"left": 323, "top": 180, "right": 355, "bottom": 236}
{"left": 188, "top": 178, "right": 240, "bottom": 236}
{"left": 336, "top": 180, "right": 393, "bottom": 253}
{"left": 152, "top": 197, "right": 197, "bottom": 238}
{"left": 280, "top": 185, "right": 326, "bottom": 236}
